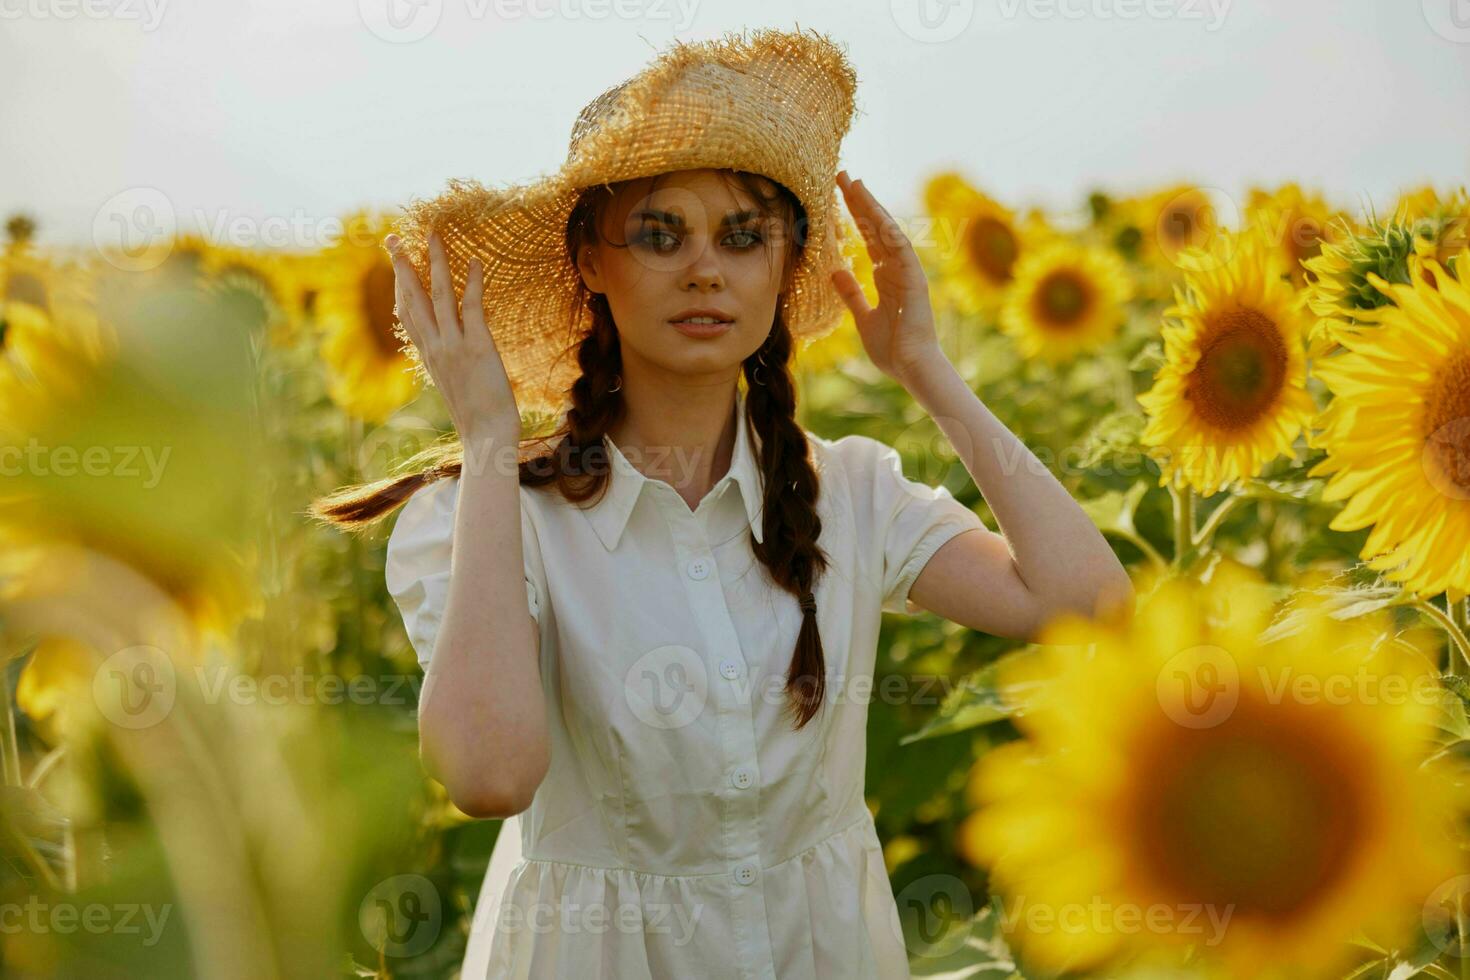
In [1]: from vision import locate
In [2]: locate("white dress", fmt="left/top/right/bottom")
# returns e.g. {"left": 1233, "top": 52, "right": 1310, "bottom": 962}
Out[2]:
{"left": 384, "top": 389, "right": 986, "bottom": 980}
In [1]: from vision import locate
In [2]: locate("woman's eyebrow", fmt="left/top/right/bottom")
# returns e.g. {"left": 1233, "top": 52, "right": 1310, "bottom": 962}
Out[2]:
{"left": 635, "top": 208, "right": 763, "bottom": 228}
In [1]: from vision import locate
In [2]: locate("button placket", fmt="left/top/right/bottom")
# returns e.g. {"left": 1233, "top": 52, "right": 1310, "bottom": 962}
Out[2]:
{"left": 666, "top": 494, "right": 775, "bottom": 976}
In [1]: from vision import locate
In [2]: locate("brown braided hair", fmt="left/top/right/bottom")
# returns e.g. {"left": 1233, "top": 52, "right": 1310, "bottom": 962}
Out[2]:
{"left": 310, "top": 169, "right": 831, "bottom": 729}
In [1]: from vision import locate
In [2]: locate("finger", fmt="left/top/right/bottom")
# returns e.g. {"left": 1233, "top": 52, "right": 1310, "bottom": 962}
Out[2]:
{"left": 386, "top": 237, "right": 439, "bottom": 343}
{"left": 461, "top": 257, "right": 495, "bottom": 351}
{"left": 392, "top": 276, "right": 425, "bottom": 354}
{"left": 831, "top": 267, "right": 873, "bottom": 320}
{"left": 851, "top": 179, "right": 915, "bottom": 265}
{"left": 837, "top": 177, "right": 892, "bottom": 265}
{"left": 428, "top": 231, "right": 463, "bottom": 338}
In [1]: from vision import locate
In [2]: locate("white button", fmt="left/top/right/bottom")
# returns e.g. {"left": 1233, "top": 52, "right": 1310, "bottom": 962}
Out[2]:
{"left": 719, "top": 660, "right": 740, "bottom": 680}
{"left": 734, "top": 862, "right": 757, "bottom": 885}
{"left": 687, "top": 558, "right": 711, "bottom": 580}
{"left": 730, "top": 767, "right": 754, "bottom": 790}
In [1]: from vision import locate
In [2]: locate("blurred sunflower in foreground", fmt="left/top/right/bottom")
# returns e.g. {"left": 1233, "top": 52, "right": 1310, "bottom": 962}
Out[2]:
{"left": 315, "top": 211, "right": 420, "bottom": 422}
{"left": 1138, "top": 228, "right": 1315, "bottom": 495}
{"left": 1309, "top": 246, "right": 1470, "bottom": 601}
{"left": 999, "top": 239, "right": 1132, "bottom": 364}
{"left": 964, "top": 563, "right": 1463, "bottom": 979}
{"left": 0, "top": 276, "right": 265, "bottom": 641}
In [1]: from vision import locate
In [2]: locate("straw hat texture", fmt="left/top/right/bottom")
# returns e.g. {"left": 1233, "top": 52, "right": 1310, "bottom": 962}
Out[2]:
{"left": 393, "top": 26, "right": 860, "bottom": 416}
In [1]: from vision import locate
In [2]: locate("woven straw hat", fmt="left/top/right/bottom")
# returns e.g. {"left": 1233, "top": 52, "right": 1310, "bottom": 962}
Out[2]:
{"left": 393, "top": 27, "right": 860, "bottom": 416}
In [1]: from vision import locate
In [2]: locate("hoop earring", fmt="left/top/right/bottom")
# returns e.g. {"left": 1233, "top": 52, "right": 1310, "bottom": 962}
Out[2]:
{"left": 608, "top": 374, "right": 622, "bottom": 393}
{"left": 751, "top": 345, "right": 771, "bottom": 386}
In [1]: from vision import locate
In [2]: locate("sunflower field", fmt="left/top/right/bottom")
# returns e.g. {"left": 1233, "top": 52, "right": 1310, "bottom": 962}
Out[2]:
{"left": 1, "top": 175, "right": 1468, "bottom": 979}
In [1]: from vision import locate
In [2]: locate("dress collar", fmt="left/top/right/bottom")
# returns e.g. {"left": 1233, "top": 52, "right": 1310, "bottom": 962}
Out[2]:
{"left": 586, "top": 388, "right": 765, "bottom": 551}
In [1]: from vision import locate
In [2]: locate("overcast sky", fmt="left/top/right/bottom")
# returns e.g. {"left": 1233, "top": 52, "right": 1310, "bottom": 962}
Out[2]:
{"left": 5, "top": 0, "right": 1468, "bottom": 251}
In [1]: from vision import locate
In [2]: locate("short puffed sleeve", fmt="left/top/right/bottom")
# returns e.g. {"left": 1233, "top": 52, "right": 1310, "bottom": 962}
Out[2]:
{"left": 839, "top": 434, "right": 986, "bottom": 616}
{"left": 384, "top": 476, "right": 546, "bottom": 670}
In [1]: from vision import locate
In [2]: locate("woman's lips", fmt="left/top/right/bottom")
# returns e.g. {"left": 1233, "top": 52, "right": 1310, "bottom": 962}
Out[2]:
{"left": 670, "top": 319, "right": 734, "bottom": 338}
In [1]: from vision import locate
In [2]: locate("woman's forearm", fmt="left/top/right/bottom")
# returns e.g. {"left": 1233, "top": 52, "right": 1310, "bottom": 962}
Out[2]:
{"left": 417, "top": 426, "right": 549, "bottom": 818}
{"left": 903, "top": 355, "right": 1134, "bottom": 620}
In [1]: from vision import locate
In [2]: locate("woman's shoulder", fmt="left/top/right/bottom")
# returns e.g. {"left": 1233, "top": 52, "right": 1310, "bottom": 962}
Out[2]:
{"left": 803, "top": 429, "right": 903, "bottom": 478}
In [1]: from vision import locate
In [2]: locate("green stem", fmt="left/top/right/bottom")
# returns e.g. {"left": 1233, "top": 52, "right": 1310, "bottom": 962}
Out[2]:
{"left": 1413, "top": 597, "right": 1470, "bottom": 675}
{"left": 0, "top": 653, "right": 23, "bottom": 787}
{"left": 1192, "top": 495, "right": 1242, "bottom": 553}
{"left": 1103, "top": 528, "right": 1167, "bottom": 574}
{"left": 26, "top": 745, "right": 65, "bottom": 790}
{"left": 1170, "top": 484, "right": 1196, "bottom": 570}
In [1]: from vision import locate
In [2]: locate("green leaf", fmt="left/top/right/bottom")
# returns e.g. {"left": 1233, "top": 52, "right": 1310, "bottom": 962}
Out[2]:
{"left": 1074, "top": 411, "right": 1147, "bottom": 470}
{"left": 1079, "top": 481, "right": 1149, "bottom": 537}
{"left": 901, "top": 649, "right": 1042, "bottom": 745}
{"left": 908, "top": 900, "right": 1024, "bottom": 979}
{"left": 1258, "top": 581, "right": 1408, "bottom": 644}
{"left": 1239, "top": 476, "right": 1329, "bottom": 506}
{"left": 1128, "top": 340, "right": 1164, "bottom": 373}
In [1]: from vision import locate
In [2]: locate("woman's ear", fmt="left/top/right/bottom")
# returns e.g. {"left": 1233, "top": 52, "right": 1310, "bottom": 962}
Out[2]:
{"left": 575, "top": 243, "right": 605, "bottom": 294}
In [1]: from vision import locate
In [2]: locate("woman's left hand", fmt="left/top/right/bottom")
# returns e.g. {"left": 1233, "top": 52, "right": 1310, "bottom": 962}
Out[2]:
{"left": 831, "top": 170, "right": 950, "bottom": 388}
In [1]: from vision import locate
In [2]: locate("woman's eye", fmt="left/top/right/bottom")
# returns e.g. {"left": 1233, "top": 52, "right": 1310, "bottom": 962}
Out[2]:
{"left": 639, "top": 229, "right": 679, "bottom": 251}
{"left": 635, "top": 228, "right": 761, "bottom": 251}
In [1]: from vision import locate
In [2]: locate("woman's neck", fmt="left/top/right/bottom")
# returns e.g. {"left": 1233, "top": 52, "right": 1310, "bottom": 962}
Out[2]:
{"left": 606, "top": 381, "right": 741, "bottom": 512}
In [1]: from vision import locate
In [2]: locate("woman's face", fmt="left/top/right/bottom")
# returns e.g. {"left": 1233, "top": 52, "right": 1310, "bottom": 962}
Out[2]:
{"left": 575, "top": 168, "right": 796, "bottom": 383}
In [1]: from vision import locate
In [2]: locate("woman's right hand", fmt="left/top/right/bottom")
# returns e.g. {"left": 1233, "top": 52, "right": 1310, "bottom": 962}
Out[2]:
{"left": 385, "top": 230, "right": 521, "bottom": 446}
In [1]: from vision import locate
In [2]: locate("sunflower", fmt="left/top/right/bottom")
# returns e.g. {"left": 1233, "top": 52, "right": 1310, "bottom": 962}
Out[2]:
{"left": 999, "top": 239, "right": 1132, "bottom": 363}
{"left": 1308, "top": 246, "right": 1470, "bottom": 601}
{"left": 205, "top": 245, "right": 304, "bottom": 347}
{"left": 1123, "top": 185, "right": 1223, "bottom": 270}
{"left": 316, "top": 211, "right": 420, "bottom": 422}
{"left": 0, "top": 280, "right": 263, "bottom": 637}
{"left": 1099, "top": 185, "right": 1226, "bottom": 303}
{"left": 15, "top": 636, "right": 97, "bottom": 744}
{"left": 1138, "top": 229, "right": 1316, "bottom": 495}
{"left": 1244, "top": 183, "right": 1352, "bottom": 287}
{"left": 1303, "top": 212, "right": 1467, "bottom": 358}
{"left": 924, "top": 171, "right": 1026, "bottom": 316}
{"left": 964, "top": 562, "right": 1463, "bottom": 979}
{"left": 1, "top": 245, "right": 56, "bottom": 313}
{"left": 1395, "top": 186, "right": 1470, "bottom": 272}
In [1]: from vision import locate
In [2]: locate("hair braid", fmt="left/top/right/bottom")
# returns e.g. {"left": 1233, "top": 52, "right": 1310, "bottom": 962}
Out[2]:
{"left": 745, "top": 316, "right": 830, "bottom": 729}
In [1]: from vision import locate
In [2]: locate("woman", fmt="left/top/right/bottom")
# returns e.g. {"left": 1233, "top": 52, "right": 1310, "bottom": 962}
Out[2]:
{"left": 314, "top": 29, "right": 1132, "bottom": 980}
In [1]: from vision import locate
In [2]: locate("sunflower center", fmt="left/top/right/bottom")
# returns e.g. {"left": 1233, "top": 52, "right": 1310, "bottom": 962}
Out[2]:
{"left": 1423, "top": 351, "right": 1470, "bottom": 493}
{"left": 1128, "top": 701, "right": 1365, "bottom": 919}
{"left": 1185, "top": 309, "right": 1288, "bottom": 430}
{"left": 1033, "top": 270, "right": 1092, "bottom": 328}
{"left": 966, "top": 217, "right": 1018, "bottom": 284}
{"left": 361, "top": 260, "right": 401, "bottom": 356}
